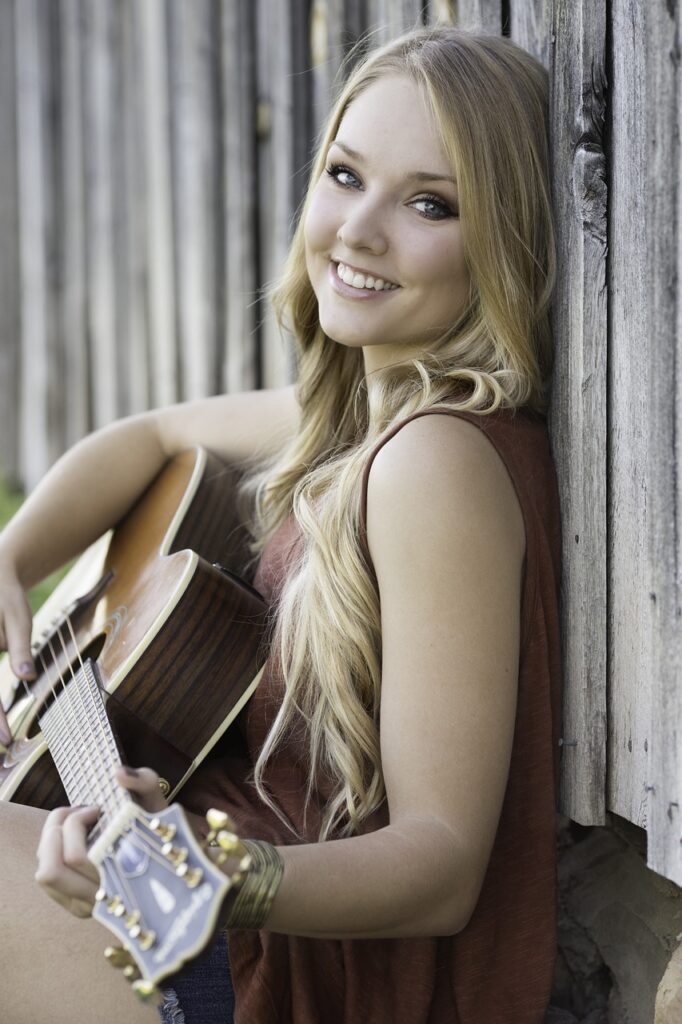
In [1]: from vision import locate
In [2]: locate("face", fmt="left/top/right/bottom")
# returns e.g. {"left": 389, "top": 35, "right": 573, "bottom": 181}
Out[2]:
{"left": 304, "top": 74, "right": 471, "bottom": 375}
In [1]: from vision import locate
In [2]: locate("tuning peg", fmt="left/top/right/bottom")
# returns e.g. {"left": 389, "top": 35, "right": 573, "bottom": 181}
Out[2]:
{"left": 184, "top": 866, "right": 203, "bottom": 888}
{"left": 149, "top": 817, "right": 176, "bottom": 843}
{"left": 106, "top": 895, "right": 124, "bottom": 916}
{"left": 206, "top": 808, "right": 236, "bottom": 832}
{"left": 131, "top": 979, "right": 164, "bottom": 1004}
{"left": 104, "top": 945, "right": 135, "bottom": 970}
{"left": 123, "top": 963, "right": 141, "bottom": 982}
{"left": 162, "top": 843, "right": 188, "bottom": 864}
{"left": 137, "top": 929, "right": 156, "bottom": 951}
{"left": 124, "top": 910, "right": 141, "bottom": 932}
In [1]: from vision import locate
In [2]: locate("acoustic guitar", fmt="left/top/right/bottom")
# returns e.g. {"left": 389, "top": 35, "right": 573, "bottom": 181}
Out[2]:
{"left": 0, "top": 446, "right": 270, "bottom": 999}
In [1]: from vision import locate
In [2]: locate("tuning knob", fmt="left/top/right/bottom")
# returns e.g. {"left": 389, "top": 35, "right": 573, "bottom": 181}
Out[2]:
{"left": 206, "top": 808, "right": 235, "bottom": 831}
{"left": 162, "top": 843, "right": 188, "bottom": 865}
{"left": 123, "top": 963, "right": 141, "bottom": 982}
{"left": 131, "top": 980, "right": 164, "bottom": 1004}
{"left": 104, "top": 945, "right": 135, "bottom": 970}
{"left": 149, "top": 817, "right": 176, "bottom": 843}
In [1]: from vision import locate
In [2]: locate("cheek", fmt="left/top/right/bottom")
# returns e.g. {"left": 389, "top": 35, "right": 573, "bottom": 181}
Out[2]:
{"left": 304, "top": 188, "right": 338, "bottom": 257}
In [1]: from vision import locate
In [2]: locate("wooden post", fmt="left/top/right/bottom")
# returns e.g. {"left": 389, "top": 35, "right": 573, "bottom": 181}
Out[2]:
{"left": 15, "top": 0, "right": 52, "bottom": 491}
{"left": 644, "top": 0, "right": 682, "bottom": 886}
{"left": 168, "top": 0, "right": 220, "bottom": 400}
{"left": 137, "top": 0, "right": 178, "bottom": 408}
{"left": 221, "top": 0, "right": 259, "bottom": 394}
{"left": 0, "top": 0, "right": 21, "bottom": 485}
{"left": 58, "top": 0, "right": 91, "bottom": 445}
{"left": 549, "top": 0, "right": 608, "bottom": 825}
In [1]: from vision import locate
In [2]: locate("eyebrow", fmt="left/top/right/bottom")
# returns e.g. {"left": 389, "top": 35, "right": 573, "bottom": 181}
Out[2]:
{"left": 329, "top": 139, "right": 458, "bottom": 187}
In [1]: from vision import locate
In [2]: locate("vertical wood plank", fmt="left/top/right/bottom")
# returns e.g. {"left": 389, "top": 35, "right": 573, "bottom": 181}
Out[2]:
{"left": 451, "top": 0, "right": 501, "bottom": 33}
{"left": 608, "top": 0, "right": 651, "bottom": 840}
{"left": 0, "top": 0, "right": 21, "bottom": 484}
{"left": 221, "top": 0, "right": 259, "bottom": 393}
{"left": 168, "top": 0, "right": 220, "bottom": 400}
{"left": 15, "top": 0, "right": 52, "bottom": 489}
{"left": 644, "top": 0, "right": 682, "bottom": 885}
{"left": 137, "top": 0, "right": 178, "bottom": 407}
{"left": 58, "top": 0, "right": 90, "bottom": 446}
{"left": 510, "top": 0, "right": 551, "bottom": 69}
{"left": 365, "top": 0, "right": 424, "bottom": 44}
{"left": 81, "top": 0, "right": 119, "bottom": 429}
{"left": 255, "top": 0, "right": 308, "bottom": 388}
{"left": 120, "top": 0, "right": 150, "bottom": 415}
{"left": 549, "top": 0, "right": 608, "bottom": 825}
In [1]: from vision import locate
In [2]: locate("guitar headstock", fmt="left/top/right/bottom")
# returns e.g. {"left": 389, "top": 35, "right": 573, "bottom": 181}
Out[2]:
{"left": 90, "top": 803, "right": 245, "bottom": 1002}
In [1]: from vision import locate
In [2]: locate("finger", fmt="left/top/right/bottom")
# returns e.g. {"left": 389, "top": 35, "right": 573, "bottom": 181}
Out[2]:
{"left": 4, "top": 596, "right": 36, "bottom": 681}
{"left": 61, "top": 806, "right": 101, "bottom": 883}
{"left": 36, "top": 806, "right": 75, "bottom": 861}
{"left": 115, "top": 765, "right": 168, "bottom": 813}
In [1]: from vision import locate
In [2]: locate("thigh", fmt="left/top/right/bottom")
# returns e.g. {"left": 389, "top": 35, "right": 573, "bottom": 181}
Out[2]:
{"left": 0, "top": 801, "right": 159, "bottom": 1024}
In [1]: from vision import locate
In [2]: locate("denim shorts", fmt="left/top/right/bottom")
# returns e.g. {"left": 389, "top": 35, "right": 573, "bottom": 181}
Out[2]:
{"left": 158, "top": 929, "right": 235, "bottom": 1024}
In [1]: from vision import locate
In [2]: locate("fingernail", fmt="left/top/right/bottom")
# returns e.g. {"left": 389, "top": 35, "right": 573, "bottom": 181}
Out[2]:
{"left": 19, "top": 661, "right": 35, "bottom": 676}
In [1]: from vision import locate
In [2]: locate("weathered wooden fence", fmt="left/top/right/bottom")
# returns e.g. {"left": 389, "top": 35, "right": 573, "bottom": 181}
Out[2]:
{"left": 1, "top": 0, "right": 680, "bottom": 889}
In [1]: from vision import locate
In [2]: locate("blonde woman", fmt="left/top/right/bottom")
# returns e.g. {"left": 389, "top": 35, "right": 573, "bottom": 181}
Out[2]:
{"left": 0, "top": 25, "right": 563, "bottom": 1024}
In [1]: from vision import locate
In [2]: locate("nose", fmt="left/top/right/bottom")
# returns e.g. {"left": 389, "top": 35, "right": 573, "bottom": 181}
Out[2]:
{"left": 336, "top": 193, "right": 389, "bottom": 256}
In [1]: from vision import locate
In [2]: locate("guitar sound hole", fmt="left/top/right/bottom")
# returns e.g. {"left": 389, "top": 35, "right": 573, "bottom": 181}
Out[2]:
{"left": 25, "top": 634, "right": 107, "bottom": 739}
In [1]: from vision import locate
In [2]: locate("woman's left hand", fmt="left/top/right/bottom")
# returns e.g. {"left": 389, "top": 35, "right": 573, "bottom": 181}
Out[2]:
{"left": 34, "top": 765, "right": 169, "bottom": 919}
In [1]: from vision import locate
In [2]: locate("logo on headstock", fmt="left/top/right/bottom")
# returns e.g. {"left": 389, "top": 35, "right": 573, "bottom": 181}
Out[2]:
{"left": 150, "top": 878, "right": 176, "bottom": 915}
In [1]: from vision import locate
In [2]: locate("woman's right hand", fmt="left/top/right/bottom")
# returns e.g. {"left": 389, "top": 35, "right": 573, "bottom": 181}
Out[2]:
{"left": 0, "top": 564, "right": 36, "bottom": 746}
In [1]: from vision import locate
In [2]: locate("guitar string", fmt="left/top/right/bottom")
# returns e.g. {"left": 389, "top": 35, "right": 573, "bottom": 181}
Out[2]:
{"left": 57, "top": 610, "right": 122, "bottom": 819}
{"left": 43, "top": 633, "right": 113, "bottom": 818}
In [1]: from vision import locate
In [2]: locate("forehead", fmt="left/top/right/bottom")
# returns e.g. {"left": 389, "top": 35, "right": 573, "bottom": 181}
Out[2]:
{"left": 333, "top": 74, "right": 450, "bottom": 175}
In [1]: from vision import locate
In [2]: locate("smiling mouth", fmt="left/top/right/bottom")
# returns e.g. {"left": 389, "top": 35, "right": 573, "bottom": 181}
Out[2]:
{"left": 332, "top": 260, "right": 400, "bottom": 292}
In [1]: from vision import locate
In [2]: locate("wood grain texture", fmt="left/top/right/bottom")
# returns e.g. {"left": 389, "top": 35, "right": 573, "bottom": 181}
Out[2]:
{"left": 0, "top": 0, "right": 20, "bottom": 483}
{"left": 168, "top": 0, "right": 221, "bottom": 400}
{"left": 59, "top": 0, "right": 91, "bottom": 444}
{"left": 548, "top": 0, "right": 608, "bottom": 825}
{"left": 221, "top": 0, "right": 259, "bottom": 394}
{"left": 643, "top": 0, "right": 682, "bottom": 885}
{"left": 608, "top": 0, "right": 651, "bottom": 843}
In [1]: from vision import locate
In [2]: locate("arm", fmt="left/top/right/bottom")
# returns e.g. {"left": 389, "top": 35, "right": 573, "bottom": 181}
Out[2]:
{"left": 36, "top": 414, "right": 525, "bottom": 939}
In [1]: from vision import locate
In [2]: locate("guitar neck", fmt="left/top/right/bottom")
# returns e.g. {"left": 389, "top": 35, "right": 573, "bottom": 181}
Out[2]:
{"left": 39, "top": 658, "right": 130, "bottom": 831}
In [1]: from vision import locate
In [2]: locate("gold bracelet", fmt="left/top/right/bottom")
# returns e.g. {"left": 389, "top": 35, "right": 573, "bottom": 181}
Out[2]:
{"left": 223, "top": 838, "right": 284, "bottom": 930}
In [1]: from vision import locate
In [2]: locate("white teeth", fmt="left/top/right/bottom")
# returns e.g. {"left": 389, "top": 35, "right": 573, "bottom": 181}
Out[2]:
{"left": 336, "top": 262, "right": 398, "bottom": 291}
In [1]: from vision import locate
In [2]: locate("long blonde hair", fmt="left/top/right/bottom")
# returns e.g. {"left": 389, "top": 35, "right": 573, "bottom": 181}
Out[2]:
{"left": 237, "top": 25, "right": 556, "bottom": 841}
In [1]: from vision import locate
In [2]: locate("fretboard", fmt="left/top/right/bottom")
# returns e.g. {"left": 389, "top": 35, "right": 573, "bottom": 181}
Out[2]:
{"left": 39, "top": 658, "right": 130, "bottom": 831}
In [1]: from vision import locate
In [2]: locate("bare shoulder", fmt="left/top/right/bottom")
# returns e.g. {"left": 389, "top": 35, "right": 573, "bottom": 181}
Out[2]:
{"left": 366, "top": 412, "right": 526, "bottom": 567}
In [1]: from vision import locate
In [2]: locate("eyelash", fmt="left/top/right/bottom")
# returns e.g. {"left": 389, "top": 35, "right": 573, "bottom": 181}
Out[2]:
{"left": 324, "top": 163, "right": 458, "bottom": 221}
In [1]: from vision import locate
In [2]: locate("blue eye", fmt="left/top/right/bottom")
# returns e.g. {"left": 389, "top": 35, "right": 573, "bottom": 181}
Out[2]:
{"left": 411, "top": 195, "right": 457, "bottom": 221}
{"left": 325, "top": 163, "right": 359, "bottom": 189}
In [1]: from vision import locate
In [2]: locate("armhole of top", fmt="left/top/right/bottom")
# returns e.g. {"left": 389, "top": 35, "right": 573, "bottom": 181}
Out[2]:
{"left": 358, "top": 408, "right": 540, "bottom": 658}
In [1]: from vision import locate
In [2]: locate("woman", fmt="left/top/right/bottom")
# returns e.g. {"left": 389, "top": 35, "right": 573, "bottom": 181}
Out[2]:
{"left": 0, "top": 25, "right": 562, "bottom": 1024}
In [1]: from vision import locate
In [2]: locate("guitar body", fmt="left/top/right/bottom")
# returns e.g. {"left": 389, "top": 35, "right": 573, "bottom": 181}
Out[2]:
{"left": 0, "top": 446, "right": 269, "bottom": 810}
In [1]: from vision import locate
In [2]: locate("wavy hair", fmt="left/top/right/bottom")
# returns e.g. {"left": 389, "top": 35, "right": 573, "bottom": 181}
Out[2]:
{"left": 236, "top": 25, "right": 556, "bottom": 841}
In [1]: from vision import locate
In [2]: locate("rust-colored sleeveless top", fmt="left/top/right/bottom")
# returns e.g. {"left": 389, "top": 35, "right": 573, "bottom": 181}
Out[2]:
{"left": 180, "top": 404, "right": 564, "bottom": 1024}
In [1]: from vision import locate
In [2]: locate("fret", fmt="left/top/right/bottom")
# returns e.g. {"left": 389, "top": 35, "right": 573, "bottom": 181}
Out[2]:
{"left": 39, "top": 658, "right": 129, "bottom": 825}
